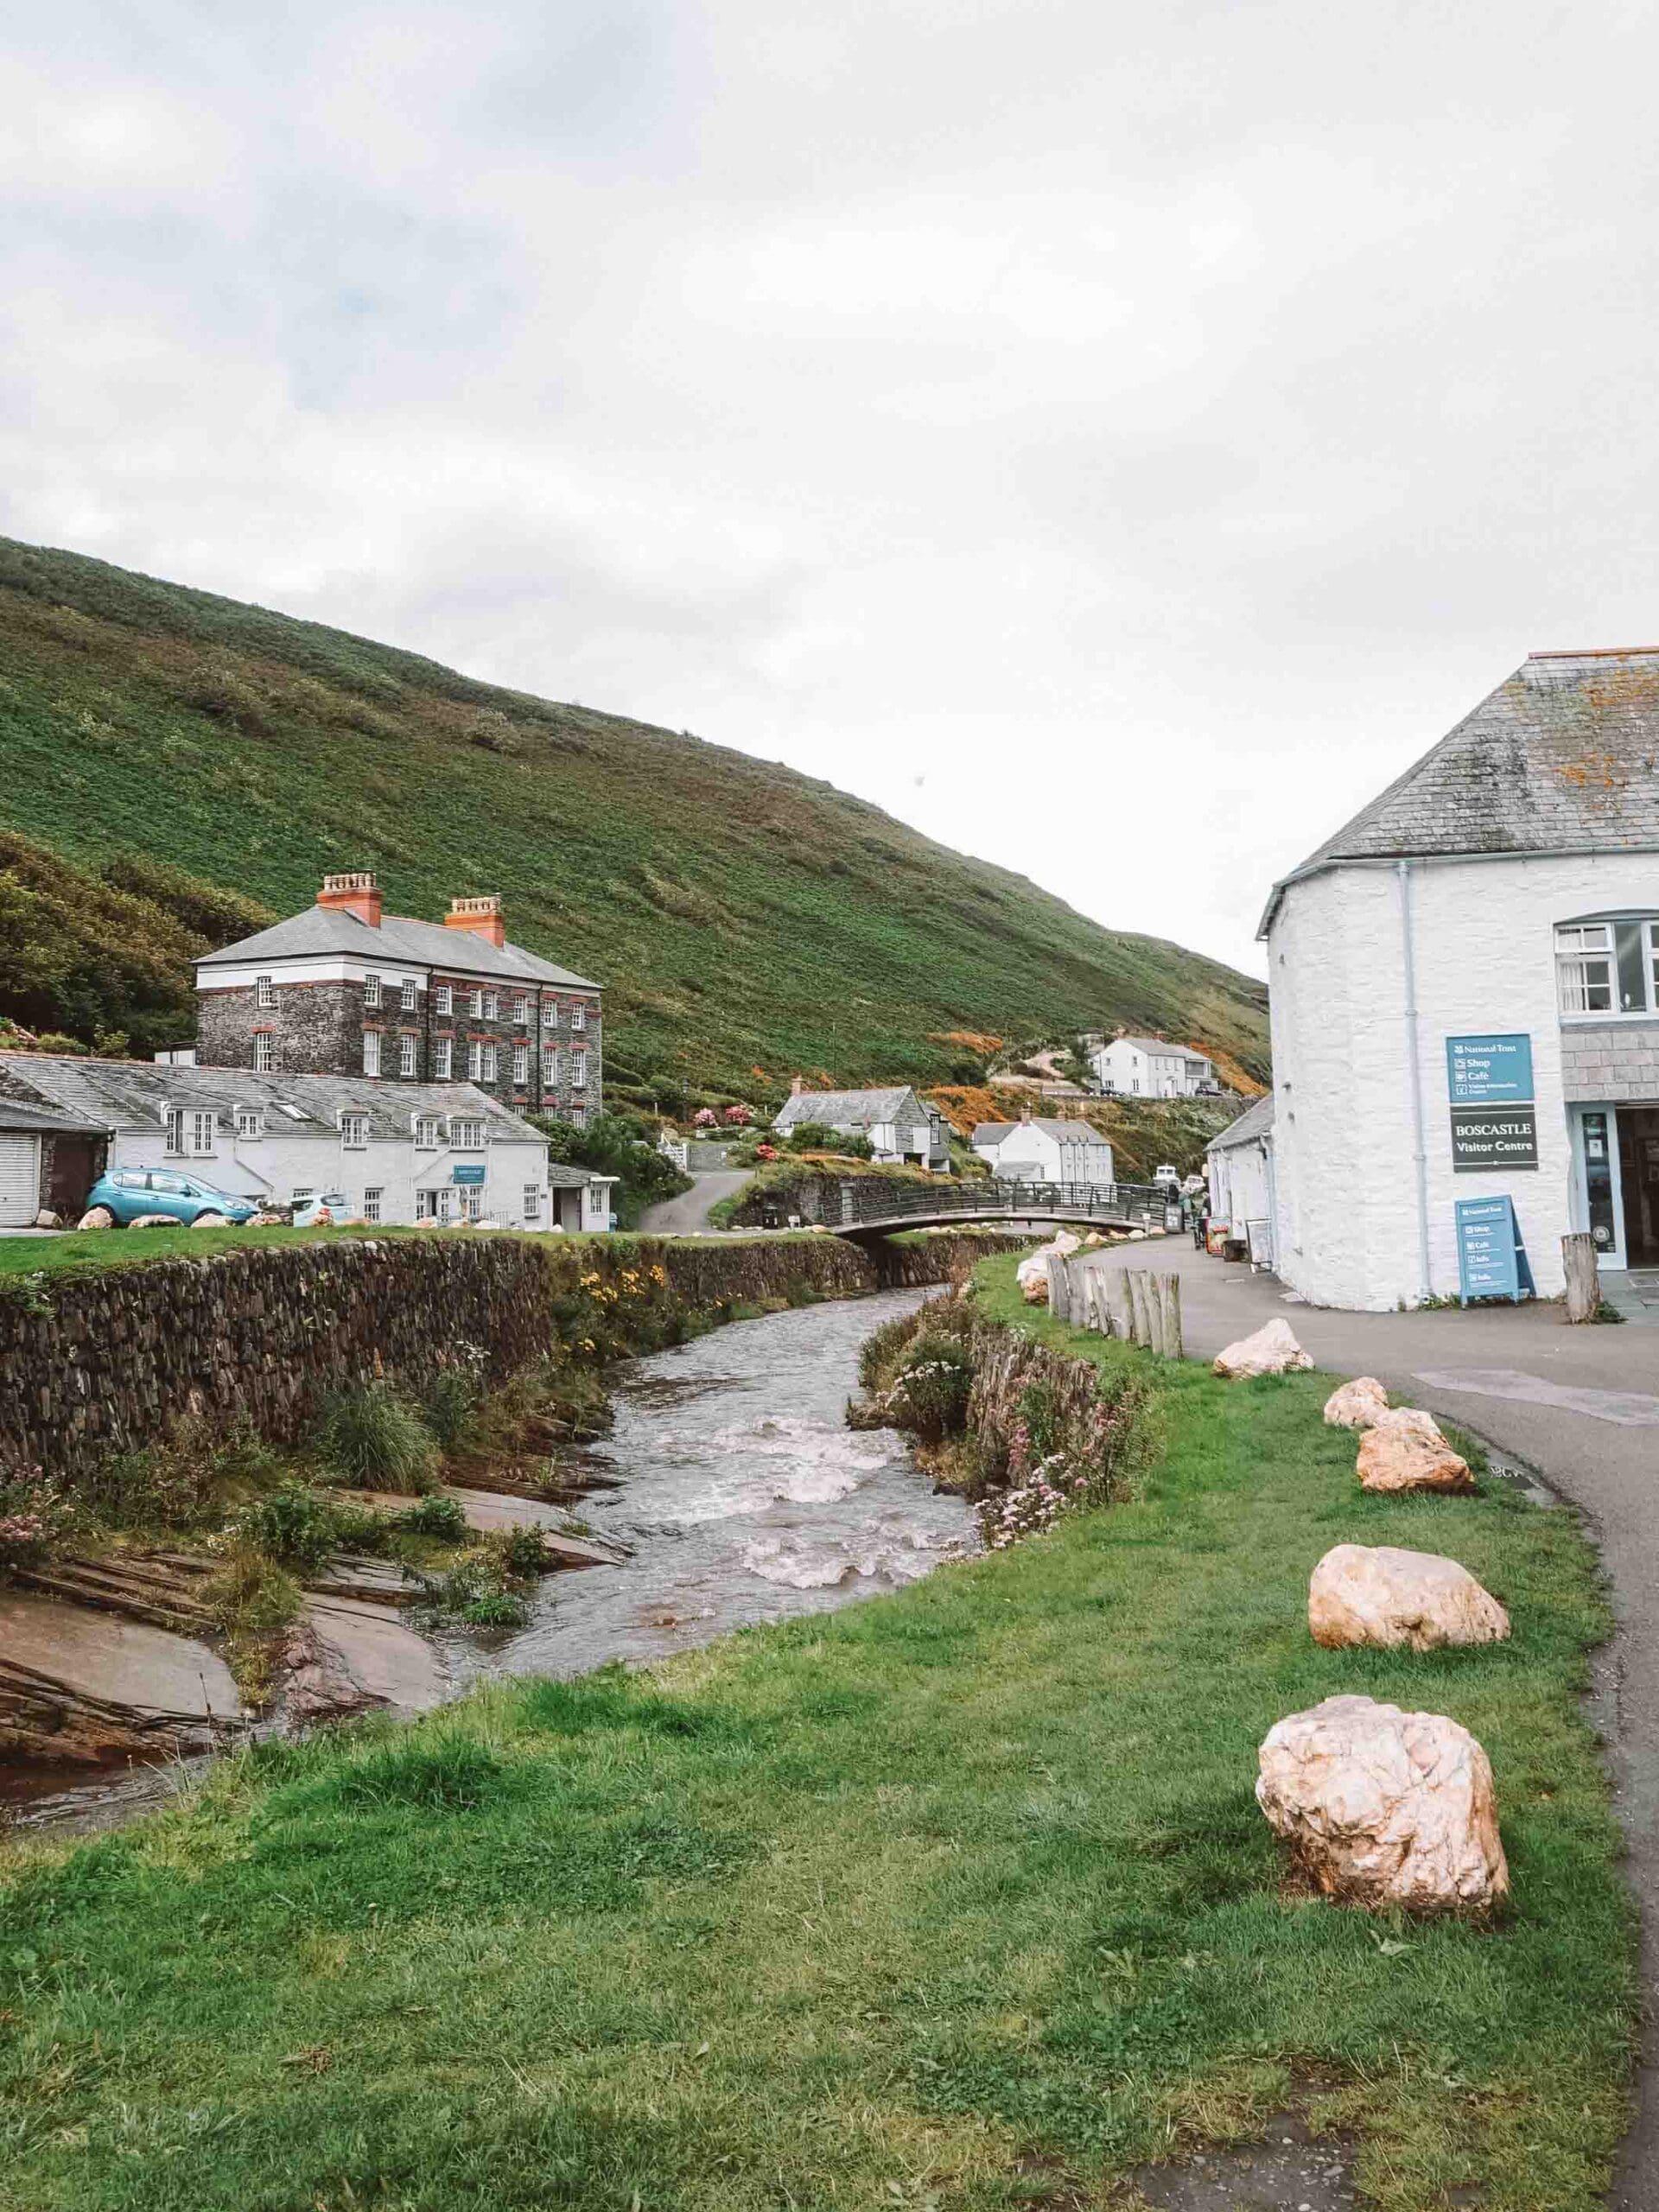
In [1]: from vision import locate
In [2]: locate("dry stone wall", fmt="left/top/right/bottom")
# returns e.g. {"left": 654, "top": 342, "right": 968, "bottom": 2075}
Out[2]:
{"left": 0, "top": 1232, "right": 889, "bottom": 1484}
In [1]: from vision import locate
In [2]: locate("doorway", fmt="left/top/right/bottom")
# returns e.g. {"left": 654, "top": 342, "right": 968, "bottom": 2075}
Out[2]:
{"left": 1618, "top": 1107, "right": 1659, "bottom": 1267}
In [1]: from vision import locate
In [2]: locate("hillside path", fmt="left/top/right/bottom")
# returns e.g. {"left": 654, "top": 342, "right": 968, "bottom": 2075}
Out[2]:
{"left": 636, "top": 1169, "right": 750, "bottom": 1236}
{"left": 1089, "top": 1238, "right": 1658, "bottom": 2207}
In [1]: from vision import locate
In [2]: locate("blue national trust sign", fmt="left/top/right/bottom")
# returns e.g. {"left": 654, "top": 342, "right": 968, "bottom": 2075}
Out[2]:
{"left": 1446, "top": 1033, "right": 1534, "bottom": 1105}
{"left": 452, "top": 1163, "right": 487, "bottom": 1185}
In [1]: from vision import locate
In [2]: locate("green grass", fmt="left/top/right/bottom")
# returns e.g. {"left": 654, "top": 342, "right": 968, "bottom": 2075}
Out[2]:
{"left": 0, "top": 535, "right": 1270, "bottom": 1094}
{"left": 0, "top": 1262, "right": 1630, "bottom": 2210}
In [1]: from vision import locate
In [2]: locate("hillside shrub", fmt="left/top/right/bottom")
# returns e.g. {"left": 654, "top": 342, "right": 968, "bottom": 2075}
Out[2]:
{"left": 885, "top": 1333, "right": 975, "bottom": 1443}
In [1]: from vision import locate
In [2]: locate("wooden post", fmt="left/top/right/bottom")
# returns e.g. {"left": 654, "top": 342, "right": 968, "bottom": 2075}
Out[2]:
{"left": 1112, "top": 1268, "right": 1135, "bottom": 1342}
{"left": 1159, "top": 1273, "right": 1183, "bottom": 1360}
{"left": 1146, "top": 1271, "right": 1168, "bottom": 1356}
{"left": 1562, "top": 1232, "right": 1600, "bottom": 1324}
{"left": 1124, "top": 1269, "right": 1145, "bottom": 1345}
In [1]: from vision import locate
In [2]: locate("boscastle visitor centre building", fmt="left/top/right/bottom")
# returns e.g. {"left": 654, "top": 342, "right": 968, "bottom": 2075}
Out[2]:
{"left": 1262, "top": 648, "right": 1659, "bottom": 1309}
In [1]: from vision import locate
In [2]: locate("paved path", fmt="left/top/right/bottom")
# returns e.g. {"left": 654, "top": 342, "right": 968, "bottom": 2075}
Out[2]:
{"left": 635, "top": 1169, "right": 751, "bottom": 1236}
{"left": 1092, "top": 1242, "right": 1659, "bottom": 2205}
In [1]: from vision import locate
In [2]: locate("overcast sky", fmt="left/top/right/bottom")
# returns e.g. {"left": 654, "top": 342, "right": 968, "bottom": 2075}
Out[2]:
{"left": 5, "top": 1, "right": 1657, "bottom": 980}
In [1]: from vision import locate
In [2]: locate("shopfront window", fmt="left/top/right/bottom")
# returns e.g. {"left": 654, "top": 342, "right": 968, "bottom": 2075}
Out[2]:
{"left": 1557, "top": 918, "right": 1659, "bottom": 1016}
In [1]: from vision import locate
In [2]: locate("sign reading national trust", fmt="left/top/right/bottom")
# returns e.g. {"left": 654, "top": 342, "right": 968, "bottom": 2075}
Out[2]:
{"left": 1450, "top": 1104, "right": 1539, "bottom": 1172}
{"left": 1446, "top": 1033, "right": 1534, "bottom": 1105}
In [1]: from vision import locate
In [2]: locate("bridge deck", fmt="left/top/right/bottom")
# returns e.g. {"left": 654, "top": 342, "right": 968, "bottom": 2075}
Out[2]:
{"left": 802, "top": 1176, "right": 1175, "bottom": 1237}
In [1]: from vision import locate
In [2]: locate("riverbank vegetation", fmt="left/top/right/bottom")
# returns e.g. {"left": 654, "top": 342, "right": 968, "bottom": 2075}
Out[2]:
{"left": 0, "top": 1260, "right": 1631, "bottom": 2209}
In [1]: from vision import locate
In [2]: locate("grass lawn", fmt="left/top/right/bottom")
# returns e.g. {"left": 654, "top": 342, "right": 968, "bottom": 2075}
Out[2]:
{"left": 0, "top": 1261, "right": 1632, "bottom": 2210}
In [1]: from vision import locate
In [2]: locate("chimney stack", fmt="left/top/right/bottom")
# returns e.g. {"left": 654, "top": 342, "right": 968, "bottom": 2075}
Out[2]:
{"left": 791, "top": 1075, "right": 804, "bottom": 1095}
{"left": 444, "top": 894, "right": 505, "bottom": 949}
{"left": 317, "top": 871, "right": 382, "bottom": 928}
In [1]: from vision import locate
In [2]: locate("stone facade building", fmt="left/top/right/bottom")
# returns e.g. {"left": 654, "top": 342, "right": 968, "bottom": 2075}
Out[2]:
{"left": 195, "top": 874, "right": 601, "bottom": 1125}
{"left": 1262, "top": 648, "right": 1659, "bottom": 1308}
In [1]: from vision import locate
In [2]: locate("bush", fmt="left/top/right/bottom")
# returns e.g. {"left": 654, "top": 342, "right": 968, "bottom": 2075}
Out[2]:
{"left": 885, "top": 1333, "right": 975, "bottom": 1443}
{"left": 397, "top": 1493, "right": 469, "bottom": 1542}
{"left": 315, "top": 1382, "right": 440, "bottom": 1493}
{"left": 232, "top": 1483, "right": 346, "bottom": 1567}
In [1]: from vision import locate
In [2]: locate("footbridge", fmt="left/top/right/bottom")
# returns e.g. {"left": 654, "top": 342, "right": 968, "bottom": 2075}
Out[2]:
{"left": 801, "top": 1177, "right": 1174, "bottom": 1241}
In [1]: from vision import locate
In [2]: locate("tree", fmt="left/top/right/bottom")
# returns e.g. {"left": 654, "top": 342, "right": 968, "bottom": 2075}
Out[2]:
{"left": 530, "top": 1109, "right": 691, "bottom": 1230}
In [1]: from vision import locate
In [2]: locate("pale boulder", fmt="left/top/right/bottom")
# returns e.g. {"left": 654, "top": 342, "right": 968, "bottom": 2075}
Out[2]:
{"left": 1308, "top": 1545, "right": 1510, "bottom": 1652}
{"left": 1212, "top": 1317, "right": 1313, "bottom": 1380}
{"left": 1015, "top": 1230, "right": 1084, "bottom": 1305}
{"left": 1256, "top": 1694, "right": 1509, "bottom": 1916}
{"left": 1357, "top": 1418, "right": 1472, "bottom": 1494}
{"left": 1323, "top": 1376, "right": 1389, "bottom": 1429}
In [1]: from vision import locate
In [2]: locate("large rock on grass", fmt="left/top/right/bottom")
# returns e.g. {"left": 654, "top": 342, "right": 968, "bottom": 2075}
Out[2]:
{"left": 1256, "top": 1694, "right": 1509, "bottom": 1916}
{"left": 1016, "top": 1230, "right": 1083, "bottom": 1306}
{"left": 1212, "top": 1317, "right": 1313, "bottom": 1379}
{"left": 1357, "top": 1415, "right": 1472, "bottom": 1494}
{"left": 1323, "top": 1376, "right": 1389, "bottom": 1429}
{"left": 1309, "top": 1544, "right": 1510, "bottom": 1652}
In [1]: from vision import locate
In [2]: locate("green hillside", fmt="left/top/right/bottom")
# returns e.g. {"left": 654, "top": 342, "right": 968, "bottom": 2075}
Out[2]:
{"left": 0, "top": 536, "right": 1268, "bottom": 1097}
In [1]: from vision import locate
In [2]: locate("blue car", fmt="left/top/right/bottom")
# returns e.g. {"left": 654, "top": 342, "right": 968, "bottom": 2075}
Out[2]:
{"left": 82, "top": 1167, "right": 260, "bottom": 1228}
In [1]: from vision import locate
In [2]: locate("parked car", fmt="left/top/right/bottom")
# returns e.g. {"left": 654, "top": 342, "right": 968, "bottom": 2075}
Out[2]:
{"left": 291, "top": 1190, "right": 352, "bottom": 1228}
{"left": 80, "top": 1167, "right": 260, "bottom": 1229}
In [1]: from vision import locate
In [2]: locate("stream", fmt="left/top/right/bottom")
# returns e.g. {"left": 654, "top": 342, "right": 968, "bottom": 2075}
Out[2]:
{"left": 4, "top": 1288, "right": 979, "bottom": 1833}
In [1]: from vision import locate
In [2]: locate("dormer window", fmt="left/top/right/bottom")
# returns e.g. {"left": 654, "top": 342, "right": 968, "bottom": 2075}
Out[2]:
{"left": 448, "top": 1116, "right": 486, "bottom": 1150}
{"left": 340, "top": 1112, "right": 370, "bottom": 1148}
{"left": 1556, "top": 919, "right": 1659, "bottom": 1017}
{"left": 413, "top": 1114, "right": 442, "bottom": 1148}
{"left": 235, "top": 1108, "right": 263, "bottom": 1139}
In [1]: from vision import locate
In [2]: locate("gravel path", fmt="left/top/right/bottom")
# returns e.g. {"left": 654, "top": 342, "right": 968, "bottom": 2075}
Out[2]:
{"left": 634, "top": 1168, "right": 752, "bottom": 1235}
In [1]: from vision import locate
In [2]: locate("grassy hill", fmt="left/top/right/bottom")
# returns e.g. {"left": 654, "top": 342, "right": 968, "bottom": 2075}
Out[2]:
{"left": 0, "top": 536, "right": 1269, "bottom": 1098}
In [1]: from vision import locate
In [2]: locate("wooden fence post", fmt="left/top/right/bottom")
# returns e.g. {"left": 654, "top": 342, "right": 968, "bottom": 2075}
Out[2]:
{"left": 1562, "top": 1232, "right": 1600, "bottom": 1324}
{"left": 1112, "top": 1269, "right": 1135, "bottom": 1342}
{"left": 1159, "top": 1273, "right": 1183, "bottom": 1360}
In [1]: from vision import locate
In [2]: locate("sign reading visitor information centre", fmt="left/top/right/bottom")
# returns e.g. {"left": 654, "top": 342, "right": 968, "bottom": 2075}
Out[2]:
{"left": 1446, "top": 1032, "right": 1538, "bottom": 1171}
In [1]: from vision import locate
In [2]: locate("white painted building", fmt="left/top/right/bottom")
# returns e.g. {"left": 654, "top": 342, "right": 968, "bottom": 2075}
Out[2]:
{"left": 1205, "top": 1096, "right": 1274, "bottom": 1261}
{"left": 0, "top": 1055, "right": 613, "bottom": 1232}
{"left": 773, "top": 1084, "right": 949, "bottom": 1168}
{"left": 971, "top": 1113, "right": 1116, "bottom": 1185}
{"left": 1262, "top": 647, "right": 1659, "bottom": 1309}
{"left": 1088, "top": 1036, "right": 1216, "bottom": 1097}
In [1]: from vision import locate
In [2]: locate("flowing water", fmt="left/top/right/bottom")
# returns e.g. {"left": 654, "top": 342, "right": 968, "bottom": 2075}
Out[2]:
{"left": 441, "top": 1287, "right": 978, "bottom": 1685}
{"left": 5, "top": 1289, "right": 978, "bottom": 1832}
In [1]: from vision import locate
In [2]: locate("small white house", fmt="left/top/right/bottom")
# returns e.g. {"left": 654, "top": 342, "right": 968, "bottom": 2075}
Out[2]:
{"left": 1205, "top": 1096, "right": 1275, "bottom": 1261}
{"left": 773, "top": 1084, "right": 949, "bottom": 1168}
{"left": 0, "top": 1054, "right": 613, "bottom": 1232}
{"left": 1088, "top": 1036, "right": 1216, "bottom": 1098}
{"left": 972, "top": 1114, "right": 1116, "bottom": 1186}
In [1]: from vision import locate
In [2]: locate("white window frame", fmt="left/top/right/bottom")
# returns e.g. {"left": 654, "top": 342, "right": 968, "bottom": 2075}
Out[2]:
{"left": 400, "top": 977, "right": 417, "bottom": 1013}
{"left": 414, "top": 1114, "right": 442, "bottom": 1149}
{"left": 523, "top": 1183, "right": 542, "bottom": 1223}
{"left": 398, "top": 1034, "right": 417, "bottom": 1078}
{"left": 235, "top": 1108, "right": 263, "bottom": 1139}
{"left": 1556, "top": 921, "right": 1618, "bottom": 1016}
{"left": 542, "top": 1050, "right": 557, "bottom": 1087}
{"left": 416, "top": 1187, "right": 454, "bottom": 1224}
{"left": 458, "top": 1186, "right": 484, "bottom": 1223}
{"left": 484, "top": 990, "right": 499, "bottom": 1020}
{"left": 362, "top": 1031, "right": 381, "bottom": 1077}
{"left": 570, "top": 1003, "right": 586, "bottom": 1031}
{"left": 163, "top": 1107, "right": 185, "bottom": 1156}
{"left": 570, "top": 1053, "right": 588, "bottom": 1090}
{"left": 467, "top": 1041, "right": 483, "bottom": 1081}
{"left": 433, "top": 1039, "right": 452, "bottom": 1081}
{"left": 512, "top": 993, "right": 529, "bottom": 1027}
{"left": 469, "top": 988, "right": 484, "bottom": 1018}
{"left": 253, "top": 1032, "right": 275, "bottom": 1073}
{"left": 340, "top": 1112, "right": 370, "bottom": 1149}
{"left": 255, "top": 974, "right": 275, "bottom": 1009}
{"left": 512, "top": 1043, "right": 529, "bottom": 1086}
{"left": 363, "top": 973, "right": 383, "bottom": 1009}
{"left": 482, "top": 1045, "right": 499, "bottom": 1083}
{"left": 363, "top": 1186, "right": 383, "bottom": 1223}
{"left": 435, "top": 983, "right": 452, "bottom": 1016}
{"left": 448, "top": 1116, "right": 486, "bottom": 1150}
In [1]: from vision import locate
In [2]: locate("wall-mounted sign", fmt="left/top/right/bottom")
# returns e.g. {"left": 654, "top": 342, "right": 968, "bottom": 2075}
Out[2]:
{"left": 1454, "top": 1194, "right": 1535, "bottom": 1303}
{"left": 1450, "top": 1104, "right": 1538, "bottom": 1172}
{"left": 452, "top": 1163, "right": 487, "bottom": 1185}
{"left": 1446, "top": 1033, "right": 1534, "bottom": 1105}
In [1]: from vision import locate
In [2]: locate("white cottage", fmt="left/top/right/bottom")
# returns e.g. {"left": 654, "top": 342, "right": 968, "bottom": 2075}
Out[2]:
{"left": 1262, "top": 647, "right": 1659, "bottom": 1309}
{"left": 1087, "top": 1036, "right": 1216, "bottom": 1097}
{"left": 773, "top": 1084, "right": 949, "bottom": 1168}
{"left": 972, "top": 1113, "right": 1116, "bottom": 1186}
{"left": 1205, "top": 1096, "right": 1274, "bottom": 1260}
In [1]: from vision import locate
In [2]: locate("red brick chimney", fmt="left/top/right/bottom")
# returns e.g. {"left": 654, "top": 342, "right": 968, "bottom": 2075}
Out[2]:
{"left": 444, "top": 893, "right": 505, "bottom": 950}
{"left": 316, "top": 871, "right": 382, "bottom": 927}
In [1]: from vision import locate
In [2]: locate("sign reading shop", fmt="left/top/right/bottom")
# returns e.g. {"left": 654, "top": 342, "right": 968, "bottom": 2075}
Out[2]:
{"left": 1446, "top": 1032, "right": 1538, "bottom": 1172}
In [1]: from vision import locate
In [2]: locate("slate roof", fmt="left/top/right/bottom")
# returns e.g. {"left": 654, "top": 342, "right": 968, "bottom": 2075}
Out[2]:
{"left": 198, "top": 905, "right": 599, "bottom": 990}
{"left": 0, "top": 1055, "right": 545, "bottom": 1146}
{"left": 1101, "top": 1037, "right": 1211, "bottom": 1063}
{"left": 0, "top": 1095, "right": 109, "bottom": 1136}
{"left": 1262, "top": 649, "right": 1659, "bottom": 931}
{"left": 774, "top": 1087, "right": 926, "bottom": 1129}
{"left": 1206, "top": 1095, "right": 1275, "bottom": 1153}
{"left": 975, "top": 1118, "right": 1111, "bottom": 1147}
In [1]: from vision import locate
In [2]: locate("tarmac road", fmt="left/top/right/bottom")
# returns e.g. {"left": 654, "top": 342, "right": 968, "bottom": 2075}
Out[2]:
{"left": 634, "top": 1169, "right": 752, "bottom": 1236}
{"left": 1090, "top": 1238, "right": 1659, "bottom": 2206}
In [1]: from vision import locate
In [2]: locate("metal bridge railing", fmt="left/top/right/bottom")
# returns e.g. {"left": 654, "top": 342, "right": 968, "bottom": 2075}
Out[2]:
{"left": 832, "top": 1176, "right": 1167, "bottom": 1228}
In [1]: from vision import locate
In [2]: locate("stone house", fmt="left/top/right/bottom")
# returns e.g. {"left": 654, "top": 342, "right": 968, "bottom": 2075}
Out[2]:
{"left": 970, "top": 1111, "right": 1116, "bottom": 1186}
{"left": 194, "top": 873, "right": 601, "bottom": 1126}
{"left": 0, "top": 1054, "right": 613, "bottom": 1232}
{"left": 772, "top": 1084, "right": 949, "bottom": 1168}
{"left": 1262, "top": 646, "right": 1659, "bottom": 1307}
{"left": 1205, "top": 1095, "right": 1275, "bottom": 1259}
{"left": 1087, "top": 1035, "right": 1217, "bottom": 1097}
{"left": 0, "top": 1094, "right": 111, "bottom": 1227}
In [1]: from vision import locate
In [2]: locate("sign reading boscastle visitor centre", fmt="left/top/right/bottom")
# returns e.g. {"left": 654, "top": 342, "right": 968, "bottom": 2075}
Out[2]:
{"left": 1446, "top": 1033, "right": 1538, "bottom": 1171}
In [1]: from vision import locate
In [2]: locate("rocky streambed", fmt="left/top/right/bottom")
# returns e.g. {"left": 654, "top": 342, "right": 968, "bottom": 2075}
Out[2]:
{"left": 2, "top": 1288, "right": 978, "bottom": 1832}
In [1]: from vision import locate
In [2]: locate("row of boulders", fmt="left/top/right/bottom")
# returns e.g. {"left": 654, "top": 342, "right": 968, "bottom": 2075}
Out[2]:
{"left": 1211, "top": 1320, "right": 1511, "bottom": 1915}
{"left": 1017, "top": 1227, "right": 1148, "bottom": 1303}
